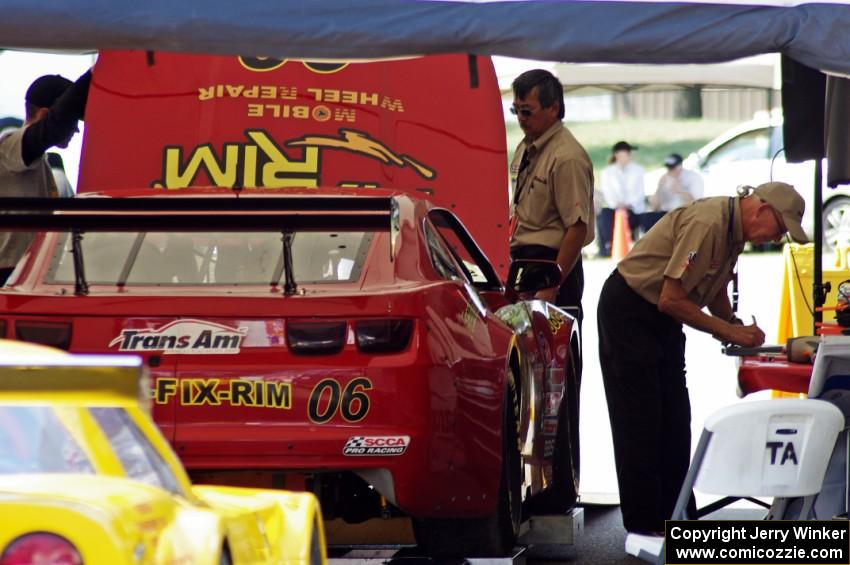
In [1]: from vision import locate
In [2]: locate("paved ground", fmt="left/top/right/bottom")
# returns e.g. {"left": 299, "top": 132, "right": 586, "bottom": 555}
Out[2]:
{"left": 524, "top": 505, "right": 765, "bottom": 564}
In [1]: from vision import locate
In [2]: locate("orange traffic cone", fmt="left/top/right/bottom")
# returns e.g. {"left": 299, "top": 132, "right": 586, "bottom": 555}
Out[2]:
{"left": 611, "top": 208, "right": 633, "bottom": 262}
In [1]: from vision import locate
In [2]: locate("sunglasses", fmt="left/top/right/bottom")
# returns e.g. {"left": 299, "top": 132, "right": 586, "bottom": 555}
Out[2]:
{"left": 510, "top": 105, "right": 539, "bottom": 118}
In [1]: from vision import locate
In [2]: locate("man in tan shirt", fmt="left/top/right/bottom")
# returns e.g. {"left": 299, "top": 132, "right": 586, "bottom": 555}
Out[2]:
{"left": 509, "top": 69, "right": 595, "bottom": 323}
{"left": 509, "top": 70, "right": 594, "bottom": 513}
{"left": 597, "top": 182, "right": 807, "bottom": 537}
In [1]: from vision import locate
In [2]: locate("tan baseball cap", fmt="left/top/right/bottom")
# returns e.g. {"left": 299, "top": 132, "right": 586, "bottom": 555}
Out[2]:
{"left": 753, "top": 181, "right": 808, "bottom": 243}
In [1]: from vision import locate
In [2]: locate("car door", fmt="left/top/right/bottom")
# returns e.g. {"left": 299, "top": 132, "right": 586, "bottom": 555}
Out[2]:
{"left": 426, "top": 209, "right": 544, "bottom": 453}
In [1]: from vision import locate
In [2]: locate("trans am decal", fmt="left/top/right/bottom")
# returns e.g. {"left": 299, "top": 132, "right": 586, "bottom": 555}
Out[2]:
{"left": 343, "top": 435, "right": 410, "bottom": 456}
{"left": 152, "top": 128, "right": 435, "bottom": 190}
{"left": 109, "top": 319, "right": 248, "bottom": 354}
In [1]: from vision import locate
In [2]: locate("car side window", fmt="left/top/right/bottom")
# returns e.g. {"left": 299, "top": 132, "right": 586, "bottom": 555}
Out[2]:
{"left": 703, "top": 128, "right": 771, "bottom": 168}
{"left": 423, "top": 220, "right": 463, "bottom": 281}
{"left": 0, "top": 406, "right": 94, "bottom": 475}
{"left": 89, "top": 407, "right": 183, "bottom": 496}
{"left": 427, "top": 209, "right": 502, "bottom": 292}
{"left": 434, "top": 227, "right": 488, "bottom": 285}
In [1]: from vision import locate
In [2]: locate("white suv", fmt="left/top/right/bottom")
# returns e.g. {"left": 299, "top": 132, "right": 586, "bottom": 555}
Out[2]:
{"left": 647, "top": 114, "right": 850, "bottom": 251}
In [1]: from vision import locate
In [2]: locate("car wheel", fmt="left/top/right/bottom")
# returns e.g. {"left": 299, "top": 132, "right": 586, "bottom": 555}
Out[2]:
{"left": 412, "top": 369, "right": 521, "bottom": 558}
{"left": 524, "top": 345, "right": 580, "bottom": 514}
{"left": 823, "top": 196, "right": 850, "bottom": 253}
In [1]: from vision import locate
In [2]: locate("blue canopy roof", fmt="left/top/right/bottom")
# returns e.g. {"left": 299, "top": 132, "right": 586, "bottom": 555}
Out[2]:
{"left": 2, "top": 1, "right": 850, "bottom": 74}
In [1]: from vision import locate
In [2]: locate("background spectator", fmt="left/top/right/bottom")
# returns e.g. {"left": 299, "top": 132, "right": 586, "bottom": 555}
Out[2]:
{"left": 596, "top": 141, "right": 645, "bottom": 257}
{"left": 642, "top": 153, "right": 705, "bottom": 232}
{"left": 0, "top": 70, "right": 90, "bottom": 285}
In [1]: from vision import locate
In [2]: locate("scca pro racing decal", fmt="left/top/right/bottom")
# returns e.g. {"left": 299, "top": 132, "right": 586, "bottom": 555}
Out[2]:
{"left": 110, "top": 319, "right": 247, "bottom": 354}
{"left": 343, "top": 436, "right": 410, "bottom": 456}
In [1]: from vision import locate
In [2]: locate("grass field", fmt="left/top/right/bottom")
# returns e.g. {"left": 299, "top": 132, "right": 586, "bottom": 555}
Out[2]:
{"left": 506, "top": 118, "right": 739, "bottom": 180}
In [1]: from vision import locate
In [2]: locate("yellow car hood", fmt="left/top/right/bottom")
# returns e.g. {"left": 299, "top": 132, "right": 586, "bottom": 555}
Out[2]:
{"left": 0, "top": 474, "right": 224, "bottom": 565}
{"left": 0, "top": 473, "right": 178, "bottom": 521}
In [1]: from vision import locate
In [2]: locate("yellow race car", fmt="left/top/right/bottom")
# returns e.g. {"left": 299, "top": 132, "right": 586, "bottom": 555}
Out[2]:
{"left": 0, "top": 340, "right": 326, "bottom": 565}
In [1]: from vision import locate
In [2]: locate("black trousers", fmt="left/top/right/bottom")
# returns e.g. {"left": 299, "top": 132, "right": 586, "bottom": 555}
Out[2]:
{"left": 597, "top": 269, "right": 695, "bottom": 532}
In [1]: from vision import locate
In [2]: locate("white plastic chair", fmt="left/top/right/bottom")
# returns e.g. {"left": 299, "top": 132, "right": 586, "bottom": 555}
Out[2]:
{"left": 626, "top": 398, "right": 845, "bottom": 563}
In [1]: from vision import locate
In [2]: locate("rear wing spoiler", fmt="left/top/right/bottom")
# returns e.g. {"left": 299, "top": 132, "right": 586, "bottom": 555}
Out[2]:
{"left": 0, "top": 196, "right": 400, "bottom": 296}
{"left": 0, "top": 196, "right": 397, "bottom": 232}
{"left": 0, "top": 355, "right": 148, "bottom": 407}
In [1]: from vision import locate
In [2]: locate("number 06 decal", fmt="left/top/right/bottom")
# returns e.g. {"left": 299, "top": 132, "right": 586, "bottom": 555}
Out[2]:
{"left": 308, "top": 377, "right": 372, "bottom": 423}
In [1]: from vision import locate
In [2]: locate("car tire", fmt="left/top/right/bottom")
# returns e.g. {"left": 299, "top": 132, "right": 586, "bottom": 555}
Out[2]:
{"left": 412, "top": 369, "right": 522, "bottom": 558}
{"left": 524, "top": 347, "right": 580, "bottom": 514}
{"left": 823, "top": 196, "right": 850, "bottom": 253}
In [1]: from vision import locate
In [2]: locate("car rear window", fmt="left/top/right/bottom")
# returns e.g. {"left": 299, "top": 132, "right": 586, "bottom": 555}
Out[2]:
{"left": 88, "top": 407, "right": 183, "bottom": 495}
{"left": 0, "top": 406, "right": 94, "bottom": 475}
{"left": 45, "top": 231, "right": 373, "bottom": 286}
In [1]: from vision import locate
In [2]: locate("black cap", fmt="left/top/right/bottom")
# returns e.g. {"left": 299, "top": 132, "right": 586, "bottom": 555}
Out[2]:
{"left": 612, "top": 140, "right": 637, "bottom": 153}
{"left": 664, "top": 153, "right": 684, "bottom": 168}
{"left": 25, "top": 74, "right": 73, "bottom": 109}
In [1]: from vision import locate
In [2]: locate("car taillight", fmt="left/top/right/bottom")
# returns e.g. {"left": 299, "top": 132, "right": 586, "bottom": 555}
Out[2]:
{"left": 14, "top": 321, "right": 72, "bottom": 350}
{"left": 355, "top": 319, "right": 413, "bottom": 354}
{"left": 287, "top": 320, "right": 346, "bottom": 355}
{"left": 0, "top": 533, "right": 83, "bottom": 565}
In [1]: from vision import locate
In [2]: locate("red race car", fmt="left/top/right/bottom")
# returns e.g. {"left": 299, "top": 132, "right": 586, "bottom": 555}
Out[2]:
{"left": 0, "top": 52, "right": 581, "bottom": 558}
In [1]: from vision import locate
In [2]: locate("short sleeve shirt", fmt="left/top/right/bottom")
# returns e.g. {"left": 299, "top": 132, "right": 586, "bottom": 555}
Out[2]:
{"left": 600, "top": 162, "right": 646, "bottom": 213}
{"left": 617, "top": 196, "right": 744, "bottom": 307}
{"left": 654, "top": 168, "right": 704, "bottom": 211}
{"left": 509, "top": 122, "right": 595, "bottom": 250}
{"left": 0, "top": 126, "right": 57, "bottom": 270}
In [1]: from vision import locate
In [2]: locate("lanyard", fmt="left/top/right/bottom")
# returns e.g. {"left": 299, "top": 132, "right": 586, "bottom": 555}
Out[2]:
{"left": 728, "top": 197, "right": 739, "bottom": 314}
{"left": 509, "top": 148, "right": 532, "bottom": 239}
{"left": 513, "top": 148, "right": 532, "bottom": 206}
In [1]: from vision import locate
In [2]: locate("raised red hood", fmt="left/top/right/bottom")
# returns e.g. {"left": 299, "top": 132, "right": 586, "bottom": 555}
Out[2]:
{"left": 80, "top": 51, "right": 509, "bottom": 274}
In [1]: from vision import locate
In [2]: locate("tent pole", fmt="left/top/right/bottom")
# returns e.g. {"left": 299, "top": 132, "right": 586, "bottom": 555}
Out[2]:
{"left": 813, "top": 159, "right": 825, "bottom": 334}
